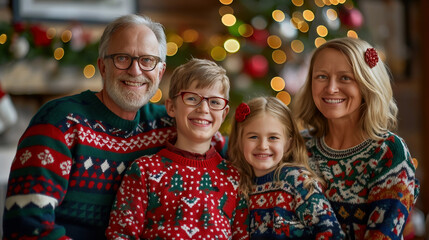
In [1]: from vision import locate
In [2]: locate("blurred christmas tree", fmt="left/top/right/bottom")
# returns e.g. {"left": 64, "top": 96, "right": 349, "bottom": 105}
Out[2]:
{"left": 167, "top": 0, "right": 369, "bottom": 111}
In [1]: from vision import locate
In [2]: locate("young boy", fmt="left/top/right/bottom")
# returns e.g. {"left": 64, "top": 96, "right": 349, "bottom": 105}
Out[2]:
{"left": 106, "top": 58, "right": 248, "bottom": 240}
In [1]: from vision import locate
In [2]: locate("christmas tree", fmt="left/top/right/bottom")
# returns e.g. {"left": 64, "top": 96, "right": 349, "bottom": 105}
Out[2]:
{"left": 166, "top": 0, "right": 367, "bottom": 108}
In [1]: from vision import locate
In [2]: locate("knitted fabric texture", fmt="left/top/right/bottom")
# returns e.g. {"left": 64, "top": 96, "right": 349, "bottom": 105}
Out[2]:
{"left": 106, "top": 146, "right": 249, "bottom": 240}
{"left": 248, "top": 166, "right": 345, "bottom": 240}
{"left": 3, "top": 90, "right": 177, "bottom": 240}
{"left": 305, "top": 132, "right": 419, "bottom": 240}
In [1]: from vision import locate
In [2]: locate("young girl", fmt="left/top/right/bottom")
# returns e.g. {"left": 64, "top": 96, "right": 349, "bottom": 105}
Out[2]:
{"left": 228, "top": 96, "right": 344, "bottom": 240}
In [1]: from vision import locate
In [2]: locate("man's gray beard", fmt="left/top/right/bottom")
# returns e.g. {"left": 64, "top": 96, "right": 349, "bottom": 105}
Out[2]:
{"left": 106, "top": 81, "right": 158, "bottom": 112}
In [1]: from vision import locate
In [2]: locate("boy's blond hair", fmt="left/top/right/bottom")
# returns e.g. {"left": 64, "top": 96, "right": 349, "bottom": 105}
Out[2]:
{"left": 168, "top": 58, "right": 230, "bottom": 99}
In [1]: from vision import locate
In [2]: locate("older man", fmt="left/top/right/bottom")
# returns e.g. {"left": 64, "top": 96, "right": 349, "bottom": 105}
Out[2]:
{"left": 2, "top": 14, "right": 225, "bottom": 240}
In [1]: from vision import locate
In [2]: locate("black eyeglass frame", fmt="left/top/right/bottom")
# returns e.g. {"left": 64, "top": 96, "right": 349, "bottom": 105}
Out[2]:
{"left": 104, "top": 53, "right": 162, "bottom": 71}
{"left": 174, "top": 91, "right": 229, "bottom": 110}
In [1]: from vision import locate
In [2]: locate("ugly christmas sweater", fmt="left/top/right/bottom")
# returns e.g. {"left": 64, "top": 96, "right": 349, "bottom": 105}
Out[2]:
{"left": 248, "top": 166, "right": 345, "bottom": 240}
{"left": 3, "top": 90, "right": 177, "bottom": 240}
{"left": 106, "top": 143, "right": 249, "bottom": 240}
{"left": 305, "top": 131, "right": 419, "bottom": 240}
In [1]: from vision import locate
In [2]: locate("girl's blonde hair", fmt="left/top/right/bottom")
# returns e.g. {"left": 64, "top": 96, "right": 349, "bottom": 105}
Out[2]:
{"left": 293, "top": 37, "right": 398, "bottom": 140}
{"left": 228, "top": 96, "right": 323, "bottom": 199}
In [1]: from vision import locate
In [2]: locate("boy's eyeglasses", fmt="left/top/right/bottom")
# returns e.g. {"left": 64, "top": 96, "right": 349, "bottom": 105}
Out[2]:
{"left": 104, "top": 53, "right": 162, "bottom": 71}
{"left": 174, "top": 91, "right": 229, "bottom": 110}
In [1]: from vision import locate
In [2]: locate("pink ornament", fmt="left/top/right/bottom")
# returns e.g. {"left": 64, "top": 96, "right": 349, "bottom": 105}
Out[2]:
{"left": 339, "top": 7, "right": 364, "bottom": 29}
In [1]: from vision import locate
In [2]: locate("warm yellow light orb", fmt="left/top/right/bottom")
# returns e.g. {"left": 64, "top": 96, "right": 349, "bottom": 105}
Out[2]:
{"left": 238, "top": 24, "right": 253, "bottom": 37}
{"left": 270, "top": 76, "right": 285, "bottom": 91}
{"left": 316, "top": 25, "right": 328, "bottom": 37}
{"left": 272, "top": 50, "right": 287, "bottom": 64}
{"left": 347, "top": 30, "right": 359, "bottom": 38}
{"left": 314, "top": 37, "right": 327, "bottom": 48}
{"left": 222, "top": 14, "right": 236, "bottom": 27}
{"left": 224, "top": 39, "right": 240, "bottom": 53}
{"left": 303, "top": 10, "right": 315, "bottom": 21}
{"left": 291, "top": 40, "right": 304, "bottom": 53}
{"left": 219, "top": 0, "right": 233, "bottom": 5}
{"left": 83, "top": 65, "right": 96, "bottom": 79}
{"left": 0, "top": 34, "right": 7, "bottom": 44}
{"left": 61, "top": 30, "right": 72, "bottom": 43}
{"left": 150, "top": 89, "right": 163, "bottom": 103}
{"left": 54, "top": 48, "right": 65, "bottom": 60}
{"left": 267, "top": 35, "right": 282, "bottom": 49}
{"left": 272, "top": 10, "right": 285, "bottom": 22}
{"left": 182, "top": 29, "right": 199, "bottom": 43}
{"left": 276, "top": 91, "right": 291, "bottom": 105}
{"left": 211, "top": 46, "right": 227, "bottom": 61}
{"left": 166, "top": 42, "right": 178, "bottom": 56}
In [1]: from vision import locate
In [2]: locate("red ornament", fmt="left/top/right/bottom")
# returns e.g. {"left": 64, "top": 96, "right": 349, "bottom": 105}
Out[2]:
{"left": 244, "top": 55, "right": 269, "bottom": 78}
{"left": 30, "top": 25, "right": 51, "bottom": 47}
{"left": 339, "top": 7, "right": 364, "bottom": 29}
{"left": 235, "top": 103, "right": 250, "bottom": 122}
{"left": 249, "top": 29, "right": 269, "bottom": 47}
{"left": 364, "top": 48, "right": 379, "bottom": 68}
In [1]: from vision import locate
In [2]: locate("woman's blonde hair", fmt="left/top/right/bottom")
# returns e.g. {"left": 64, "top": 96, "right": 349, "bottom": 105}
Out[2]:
{"left": 228, "top": 96, "right": 323, "bottom": 199}
{"left": 293, "top": 37, "right": 398, "bottom": 140}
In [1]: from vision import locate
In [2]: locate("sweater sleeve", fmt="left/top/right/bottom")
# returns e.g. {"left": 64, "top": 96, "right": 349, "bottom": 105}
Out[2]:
{"left": 364, "top": 134, "right": 419, "bottom": 239}
{"left": 3, "top": 119, "right": 73, "bottom": 240}
{"left": 294, "top": 172, "right": 345, "bottom": 240}
{"left": 106, "top": 158, "right": 147, "bottom": 239}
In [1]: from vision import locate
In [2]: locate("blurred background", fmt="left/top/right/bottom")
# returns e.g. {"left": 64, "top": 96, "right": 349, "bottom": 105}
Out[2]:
{"left": 0, "top": 0, "right": 427, "bottom": 238}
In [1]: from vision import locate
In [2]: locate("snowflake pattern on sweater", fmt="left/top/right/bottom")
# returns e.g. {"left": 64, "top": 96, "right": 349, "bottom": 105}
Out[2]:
{"left": 304, "top": 131, "right": 419, "bottom": 240}
{"left": 3, "top": 91, "right": 177, "bottom": 240}
{"left": 106, "top": 145, "right": 249, "bottom": 240}
{"left": 248, "top": 166, "right": 345, "bottom": 240}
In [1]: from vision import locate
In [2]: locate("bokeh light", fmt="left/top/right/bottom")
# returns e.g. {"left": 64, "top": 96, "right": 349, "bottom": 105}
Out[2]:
{"left": 182, "top": 29, "right": 199, "bottom": 43}
{"left": 272, "top": 50, "right": 287, "bottom": 64}
{"left": 83, "top": 64, "right": 96, "bottom": 78}
{"left": 211, "top": 46, "right": 227, "bottom": 61}
{"left": 303, "top": 10, "right": 315, "bottom": 21}
{"left": 47, "top": 28, "right": 56, "bottom": 39}
{"left": 270, "top": 76, "right": 285, "bottom": 91}
{"left": 315, "top": 37, "right": 327, "bottom": 48}
{"left": 292, "top": 0, "right": 304, "bottom": 7}
{"left": 0, "top": 34, "right": 7, "bottom": 44}
{"left": 276, "top": 91, "right": 291, "bottom": 105}
{"left": 326, "top": 9, "right": 338, "bottom": 21}
{"left": 291, "top": 40, "right": 304, "bottom": 53}
{"left": 347, "top": 30, "right": 359, "bottom": 38}
{"left": 61, "top": 30, "right": 72, "bottom": 43}
{"left": 267, "top": 35, "right": 282, "bottom": 49}
{"left": 222, "top": 14, "right": 237, "bottom": 27}
{"left": 166, "top": 42, "right": 178, "bottom": 56}
{"left": 272, "top": 10, "right": 285, "bottom": 22}
{"left": 224, "top": 39, "right": 240, "bottom": 53}
{"left": 150, "top": 89, "right": 162, "bottom": 103}
{"left": 219, "top": 0, "right": 233, "bottom": 5}
{"left": 219, "top": 6, "right": 234, "bottom": 16}
{"left": 238, "top": 24, "right": 253, "bottom": 37}
{"left": 54, "top": 48, "right": 65, "bottom": 60}
{"left": 316, "top": 25, "right": 328, "bottom": 37}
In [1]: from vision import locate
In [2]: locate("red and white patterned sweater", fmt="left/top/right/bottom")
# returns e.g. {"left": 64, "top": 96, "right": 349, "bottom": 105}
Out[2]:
{"left": 106, "top": 143, "right": 249, "bottom": 240}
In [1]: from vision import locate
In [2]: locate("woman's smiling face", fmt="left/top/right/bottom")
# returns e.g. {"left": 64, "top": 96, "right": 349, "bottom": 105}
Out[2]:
{"left": 311, "top": 47, "right": 363, "bottom": 124}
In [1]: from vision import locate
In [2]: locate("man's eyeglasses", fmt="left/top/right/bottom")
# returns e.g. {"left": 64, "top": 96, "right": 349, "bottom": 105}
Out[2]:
{"left": 174, "top": 91, "right": 229, "bottom": 110}
{"left": 104, "top": 53, "right": 162, "bottom": 71}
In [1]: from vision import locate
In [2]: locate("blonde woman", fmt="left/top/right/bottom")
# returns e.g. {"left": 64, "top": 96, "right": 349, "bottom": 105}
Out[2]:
{"left": 293, "top": 37, "right": 419, "bottom": 239}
